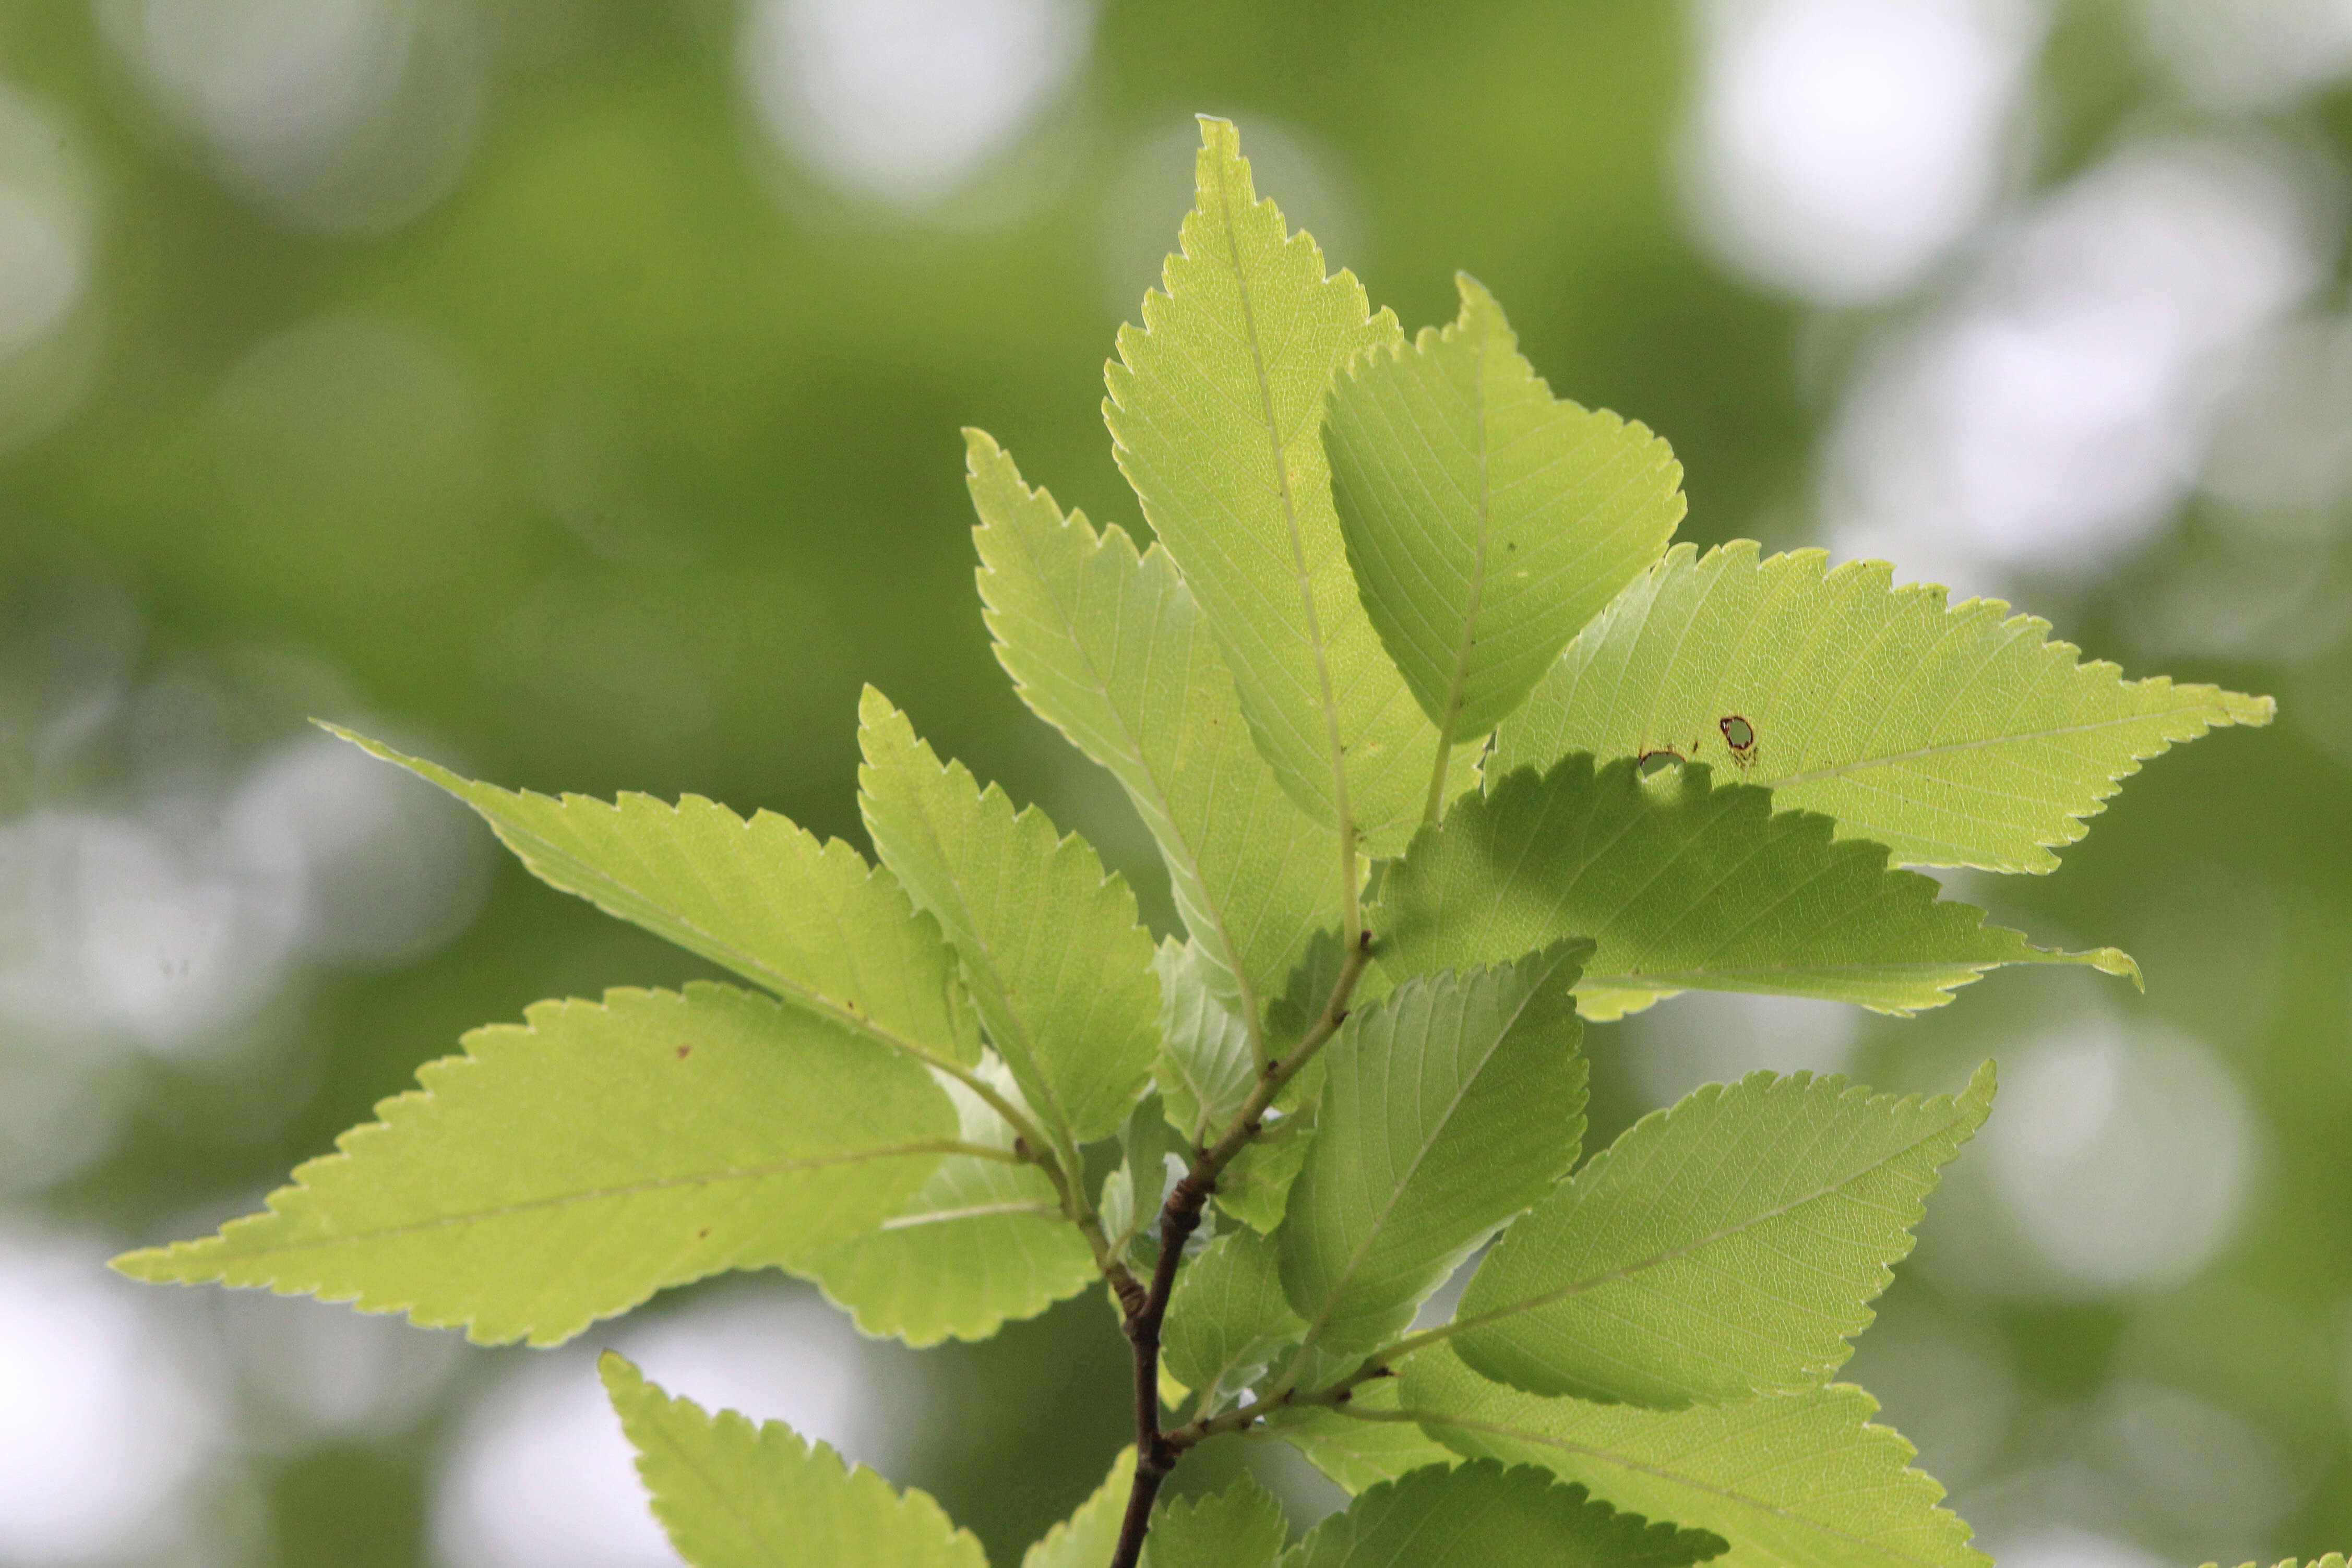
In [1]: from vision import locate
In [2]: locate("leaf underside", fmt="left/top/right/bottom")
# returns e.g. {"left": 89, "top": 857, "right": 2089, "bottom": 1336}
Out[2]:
{"left": 1271, "top": 1375, "right": 1463, "bottom": 1494}
{"left": 1399, "top": 1347, "right": 1986, "bottom": 1568}
{"left": 801, "top": 1066, "right": 1095, "bottom": 1346}
{"left": 971, "top": 428, "right": 1343, "bottom": 1021}
{"left": 601, "top": 1353, "right": 986, "bottom": 1568}
{"left": 115, "top": 984, "right": 956, "bottom": 1346}
{"left": 1164, "top": 1224, "right": 1306, "bottom": 1411}
{"left": 1493, "top": 543, "right": 2275, "bottom": 872}
{"left": 1452, "top": 1066, "right": 1995, "bottom": 1407}
{"left": 1105, "top": 116, "right": 1470, "bottom": 855}
{"left": 1154, "top": 938, "right": 1262, "bottom": 1146}
{"left": 1328, "top": 272, "right": 1685, "bottom": 748}
{"left": 1377, "top": 753, "right": 2138, "bottom": 1019}
{"left": 1286, "top": 1458, "right": 1727, "bottom": 1568}
{"left": 858, "top": 689, "right": 1161, "bottom": 1148}
{"left": 1278, "top": 944, "right": 1591, "bottom": 1358}
{"left": 1144, "top": 1474, "right": 1288, "bottom": 1568}
{"left": 326, "top": 726, "right": 978, "bottom": 1067}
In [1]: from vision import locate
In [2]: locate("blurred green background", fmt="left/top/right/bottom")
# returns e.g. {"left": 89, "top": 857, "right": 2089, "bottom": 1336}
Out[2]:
{"left": 2, "top": 1, "right": 2348, "bottom": 1565}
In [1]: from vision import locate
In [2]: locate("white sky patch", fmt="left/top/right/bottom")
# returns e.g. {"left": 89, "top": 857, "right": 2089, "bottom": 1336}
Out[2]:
{"left": 99, "top": 0, "right": 485, "bottom": 234}
{"left": 1983, "top": 1019, "right": 2258, "bottom": 1294}
{"left": 1679, "top": 0, "right": 2044, "bottom": 305}
{"left": 0, "top": 1221, "right": 228, "bottom": 1565}
{"left": 740, "top": 0, "right": 1092, "bottom": 210}
{"left": 2139, "top": 0, "right": 2352, "bottom": 111}
{"left": 1623, "top": 990, "right": 1862, "bottom": 1109}
{"left": 432, "top": 1285, "right": 915, "bottom": 1568}
{"left": 1825, "top": 136, "right": 2326, "bottom": 594}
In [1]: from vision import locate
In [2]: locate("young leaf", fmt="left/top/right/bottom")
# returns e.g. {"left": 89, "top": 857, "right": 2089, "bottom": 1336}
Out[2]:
{"left": 1144, "top": 1474, "right": 1287, "bottom": 1568}
{"left": 1399, "top": 1347, "right": 1986, "bottom": 1568}
{"left": 1286, "top": 1459, "right": 1726, "bottom": 1568}
{"left": 858, "top": 690, "right": 1161, "bottom": 1147}
{"left": 1154, "top": 939, "right": 1260, "bottom": 1147}
{"left": 1377, "top": 754, "right": 2138, "bottom": 1018}
{"left": 1271, "top": 1376, "right": 1462, "bottom": 1495}
{"left": 1023, "top": 1447, "right": 1138, "bottom": 1568}
{"left": 1105, "top": 116, "right": 1468, "bottom": 857}
{"left": 1451, "top": 1067, "right": 1993, "bottom": 1407}
{"left": 600, "top": 1352, "right": 986, "bottom": 1568}
{"left": 1277, "top": 943, "right": 1590, "bottom": 1358}
{"left": 1492, "top": 543, "right": 2275, "bottom": 872}
{"left": 115, "top": 984, "right": 957, "bottom": 1346}
{"left": 1217, "top": 1128, "right": 1316, "bottom": 1235}
{"left": 1103, "top": 1092, "right": 1179, "bottom": 1255}
{"left": 802, "top": 1064, "right": 1095, "bottom": 1346}
{"left": 1164, "top": 1226, "right": 1306, "bottom": 1411}
{"left": 971, "top": 430, "right": 1343, "bottom": 1022}
{"left": 327, "top": 726, "right": 980, "bottom": 1067}
{"left": 1327, "top": 274, "right": 1685, "bottom": 769}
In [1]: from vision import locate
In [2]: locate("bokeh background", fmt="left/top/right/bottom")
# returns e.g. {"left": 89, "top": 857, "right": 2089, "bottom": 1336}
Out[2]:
{"left": 2, "top": 1, "right": 2348, "bottom": 1564}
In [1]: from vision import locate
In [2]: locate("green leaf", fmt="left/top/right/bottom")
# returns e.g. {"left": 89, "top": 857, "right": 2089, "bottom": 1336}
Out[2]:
{"left": 1377, "top": 754, "right": 2138, "bottom": 1018}
{"left": 1165, "top": 1226, "right": 1306, "bottom": 1411}
{"left": 1217, "top": 1129, "right": 1315, "bottom": 1235}
{"left": 326, "top": 725, "right": 978, "bottom": 1067}
{"left": 1491, "top": 543, "right": 2275, "bottom": 872}
{"left": 1451, "top": 1067, "right": 1994, "bottom": 1407}
{"left": 1328, "top": 274, "right": 1684, "bottom": 762}
{"left": 1399, "top": 1347, "right": 1986, "bottom": 1568}
{"left": 971, "top": 429, "right": 1344, "bottom": 1023}
{"left": 1284, "top": 1459, "right": 1725, "bottom": 1568}
{"left": 1023, "top": 1447, "right": 1138, "bottom": 1568}
{"left": 115, "top": 984, "right": 956, "bottom": 1346}
{"left": 1103, "top": 1092, "right": 1180, "bottom": 1258}
{"left": 802, "top": 1061, "right": 1095, "bottom": 1346}
{"left": 2204, "top": 1560, "right": 2351, "bottom": 1568}
{"left": 1277, "top": 944, "right": 1590, "bottom": 1358}
{"left": 858, "top": 689, "right": 1161, "bottom": 1147}
{"left": 1145, "top": 1474, "right": 1288, "bottom": 1568}
{"left": 1154, "top": 939, "right": 1260, "bottom": 1148}
{"left": 600, "top": 1352, "right": 985, "bottom": 1568}
{"left": 1271, "top": 1377, "right": 1462, "bottom": 1495}
{"left": 1104, "top": 116, "right": 1469, "bottom": 856}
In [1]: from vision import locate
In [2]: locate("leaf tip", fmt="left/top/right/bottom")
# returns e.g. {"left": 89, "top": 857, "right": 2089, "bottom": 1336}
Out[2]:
{"left": 1963, "top": 1059, "right": 1998, "bottom": 1114}
{"left": 108, "top": 1244, "right": 173, "bottom": 1282}
{"left": 2090, "top": 947, "right": 2144, "bottom": 990}
{"left": 596, "top": 1348, "right": 644, "bottom": 1400}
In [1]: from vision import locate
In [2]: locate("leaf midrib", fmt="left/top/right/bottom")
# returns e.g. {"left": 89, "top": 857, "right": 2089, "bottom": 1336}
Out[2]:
{"left": 1214, "top": 155, "right": 1356, "bottom": 853}
{"left": 175, "top": 1139, "right": 972, "bottom": 1259}
{"left": 1297, "top": 953, "right": 1563, "bottom": 1351}
{"left": 1427, "top": 320, "right": 1494, "bottom": 806}
{"left": 465, "top": 804, "right": 971, "bottom": 1086}
{"left": 1765, "top": 707, "right": 2235, "bottom": 789}
{"left": 990, "top": 511, "right": 1269, "bottom": 1057}
{"left": 1436, "top": 1100, "right": 1967, "bottom": 1350}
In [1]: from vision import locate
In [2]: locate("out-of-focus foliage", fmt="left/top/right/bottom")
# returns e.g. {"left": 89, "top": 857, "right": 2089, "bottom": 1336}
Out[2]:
{"left": 3, "top": 3, "right": 2350, "bottom": 1567}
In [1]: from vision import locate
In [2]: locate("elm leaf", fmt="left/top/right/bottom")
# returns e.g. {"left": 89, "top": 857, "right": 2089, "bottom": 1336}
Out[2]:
{"left": 115, "top": 984, "right": 957, "bottom": 1346}
{"left": 602, "top": 1353, "right": 985, "bottom": 1568}
{"left": 1494, "top": 543, "right": 2274, "bottom": 872}
{"left": 1451, "top": 1067, "right": 1994, "bottom": 1407}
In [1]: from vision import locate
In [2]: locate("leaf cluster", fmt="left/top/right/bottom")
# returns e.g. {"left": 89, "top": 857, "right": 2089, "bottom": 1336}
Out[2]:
{"left": 115, "top": 118, "right": 2295, "bottom": 1568}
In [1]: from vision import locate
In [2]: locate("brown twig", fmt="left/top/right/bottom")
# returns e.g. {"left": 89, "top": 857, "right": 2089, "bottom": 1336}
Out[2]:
{"left": 1103, "top": 930, "right": 1375, "bottom": 1568}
